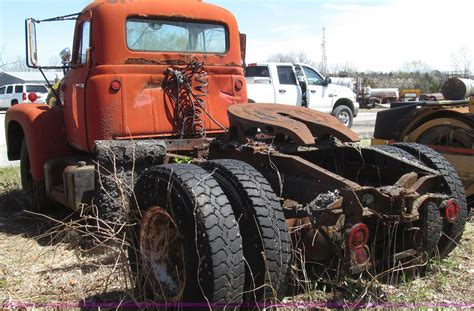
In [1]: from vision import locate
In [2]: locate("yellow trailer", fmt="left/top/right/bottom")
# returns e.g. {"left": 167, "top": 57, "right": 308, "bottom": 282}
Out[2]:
{"left": 372, "top": 99, "right": 474, "bottom": 206}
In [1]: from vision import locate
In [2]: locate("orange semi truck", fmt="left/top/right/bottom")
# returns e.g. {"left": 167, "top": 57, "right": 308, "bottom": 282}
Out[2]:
{"left": 4, "top": 0, "right": 468, "bottom": 305}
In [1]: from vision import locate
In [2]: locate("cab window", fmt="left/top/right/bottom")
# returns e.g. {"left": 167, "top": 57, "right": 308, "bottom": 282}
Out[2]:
{"left": 77, "top": 21, "right": 90, "bottom": 64}
{"left": 302, "top": 66, "right": 324, "bottom": 85}
{"left": 277, "top": 66, "right": 297, "bottom": 85}
{"left": 0, "top": 86, "right": 6, "bottom": 94}
{"left": 6, "top": 86, "right": 13, "bottom": 94}
{"left": 245, "top": 66, "right": 270, "bottom": 78}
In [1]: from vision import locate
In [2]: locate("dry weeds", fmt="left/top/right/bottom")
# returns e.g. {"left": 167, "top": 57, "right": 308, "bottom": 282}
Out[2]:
{"left": 0, "top": 166, "right": 472, "bottom": 308}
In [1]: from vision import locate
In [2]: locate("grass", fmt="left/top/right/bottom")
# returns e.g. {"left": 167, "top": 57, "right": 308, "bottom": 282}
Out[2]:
{"left": 0, "top": 165, "right": 472, "bottom": 308}
{"left": 0, "top": 166, "right": 131, "bottom": 306}
{"left": 383, "top": 222, "right": 473, "bottom": 304}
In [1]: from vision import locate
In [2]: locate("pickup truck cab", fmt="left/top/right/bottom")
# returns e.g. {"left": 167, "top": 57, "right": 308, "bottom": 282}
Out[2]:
{"left": 245, "top": 62, "right": 359, "bottom": 127}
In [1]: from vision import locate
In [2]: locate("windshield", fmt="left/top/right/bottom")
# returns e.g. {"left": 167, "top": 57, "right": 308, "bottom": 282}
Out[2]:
{"left": 126, "top": 18, "right": 227, "bottom": 53}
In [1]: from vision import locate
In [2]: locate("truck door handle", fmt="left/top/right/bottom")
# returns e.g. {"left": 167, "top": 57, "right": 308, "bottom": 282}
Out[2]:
{"left": 75, "top": 83, "right": 85, "bottom": 88}
{"left": 279, "top": 89, "right": 286, "bottom": 94}
{"left": 310, "top": 90, "right": 316, "bottom": 93}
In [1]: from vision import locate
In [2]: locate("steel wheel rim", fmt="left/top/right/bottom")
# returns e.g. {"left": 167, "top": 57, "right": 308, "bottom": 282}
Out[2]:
{"left": 139, "top": 206, "right": 185, "bottom": 301}
{"left": 338, "top": 111, "right": 350, "bottom": 125}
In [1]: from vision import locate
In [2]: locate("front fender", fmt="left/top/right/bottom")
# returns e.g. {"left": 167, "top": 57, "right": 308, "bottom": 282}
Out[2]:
{"left": 5, "top": 104, "right": 73, "bottom": 181}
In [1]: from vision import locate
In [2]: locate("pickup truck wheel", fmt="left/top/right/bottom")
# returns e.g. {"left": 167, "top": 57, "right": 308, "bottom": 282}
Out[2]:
{"left": 332, "top": 105, "right": 353, "bottom": 128}
{"left": 128, "top": 163, "right": 245, "bottom": 304}
{"left": 20, "top": 140, "right": 53, "bottom": 212}
{"left": 11, "top": 99, "right": 18, "bottom": 106}
{"left": 202, "top": 159, "right": 291, "bottom": 303}
{"left": 392, "top": 143, "right": 468, "bottom": 258}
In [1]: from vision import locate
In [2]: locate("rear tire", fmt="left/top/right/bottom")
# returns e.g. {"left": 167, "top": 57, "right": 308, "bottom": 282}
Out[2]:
{"left": 332, "top": 105, "right": 353, "bottom": 128}
{"left": 416, "top": 202, "right": 443, "bottom": 256}
{"left": 201, "top": 159, "right": 291, "bottom": 303}
{"left": 371, "top": 144, "right": 424, "bottom": 166}
{"left": 392, "top": 143, "right": 468, "bottom": 258}
{"left": 129, "top": 163, "right": 245, "bottom": 304}
{"left": 20, "top": 139, "right": 53, "bottom": 212}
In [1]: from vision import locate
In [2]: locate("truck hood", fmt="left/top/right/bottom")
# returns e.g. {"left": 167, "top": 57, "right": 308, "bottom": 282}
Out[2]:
{"left": 330, "top": 84, "right": 356, "bottom": 98}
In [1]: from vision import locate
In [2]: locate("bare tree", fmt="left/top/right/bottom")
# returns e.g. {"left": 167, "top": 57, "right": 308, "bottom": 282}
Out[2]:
{"left": 451, "top": 46, "right": 472, "bottom": 77}
{"left": 0, "top": 46, "right": 9, "bottom": 70}
{"left": 3, "top": 56, "right": 36, "bottom": 72}
{"left": 267, "top": 51, "right": 318, "bottom": 68}
{"left": 48, "top": 55, "right": 62, "bottom": 66}
{"left": 400, "top": 60, "right": 431, "bottom": 73}
{"left": 330, "top": 61, "right": 357, "bottom": 75}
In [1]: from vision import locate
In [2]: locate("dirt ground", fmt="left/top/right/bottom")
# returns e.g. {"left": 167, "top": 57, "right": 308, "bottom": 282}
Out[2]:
{"left": 0, "top": 165, "right": 473, "bottom": 308}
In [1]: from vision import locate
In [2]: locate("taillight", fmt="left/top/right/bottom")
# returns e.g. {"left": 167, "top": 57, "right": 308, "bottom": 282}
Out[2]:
{"left": 110, "top": 79, "right": 121, "bottom": 92}
{"left": 235, "top": 80, "right": 243, "bottom": 91}
{"left": 22, "top": 93, "right": 26, "bottom": 100}
{"left": 444, "top": 199, "right": 459, "bottom": 223}
{"left": 354, "top": 248, "right": 368, "bottom": 264}
{"left": 347, "top": 223, "right": 369, "bottom": 251}
{"left": 28, "top": 92, "right": 38, "bottom": 102}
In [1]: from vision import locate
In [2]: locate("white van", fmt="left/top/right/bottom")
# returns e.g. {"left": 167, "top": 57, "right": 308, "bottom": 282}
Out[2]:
{"left": 0, "top": 83, "right": 48, "bottom": 109}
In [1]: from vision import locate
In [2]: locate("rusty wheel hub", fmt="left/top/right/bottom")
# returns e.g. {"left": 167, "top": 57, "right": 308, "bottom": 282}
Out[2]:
{"left": 139, "top": 206, "right": 185, "bottom": 301}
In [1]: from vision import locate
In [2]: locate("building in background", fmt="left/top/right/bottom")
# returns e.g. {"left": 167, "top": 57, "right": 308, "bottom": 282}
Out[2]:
{"left": 0, "top": 71, "right": 63, "bottom": 87}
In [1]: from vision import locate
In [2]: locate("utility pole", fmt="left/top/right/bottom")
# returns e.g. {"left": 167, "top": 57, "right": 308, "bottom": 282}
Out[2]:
{"left": 321, "top": 27, "right": 327, "bottom": 74}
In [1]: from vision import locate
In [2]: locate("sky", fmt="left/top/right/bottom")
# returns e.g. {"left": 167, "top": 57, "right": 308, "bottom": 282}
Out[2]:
{"left": 0, "top": 0, "right": 473, "bottom": 72}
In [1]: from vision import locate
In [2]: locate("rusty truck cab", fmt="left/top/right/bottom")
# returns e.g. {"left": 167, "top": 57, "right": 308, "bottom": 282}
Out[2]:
{"left": 64, "top": 0, "right": 247, "bottom": 151}
{"left": 6, "top": 0, "right": 247, "bottom": 181}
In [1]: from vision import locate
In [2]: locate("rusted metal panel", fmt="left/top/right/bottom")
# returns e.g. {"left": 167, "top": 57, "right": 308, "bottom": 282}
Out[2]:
{"left": 228, "top": 103, "right": 360, "bottom": 145}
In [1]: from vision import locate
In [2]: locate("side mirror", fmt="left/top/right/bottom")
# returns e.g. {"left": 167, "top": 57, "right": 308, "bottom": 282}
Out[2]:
{"left": 323, "top": 77, "right": 332, "bottom": 86}
{"left": 25, "top": 18, "right": 38, "bottom": 67}
{"left": 60, "top": 47, "right": 71, "bottom": 64}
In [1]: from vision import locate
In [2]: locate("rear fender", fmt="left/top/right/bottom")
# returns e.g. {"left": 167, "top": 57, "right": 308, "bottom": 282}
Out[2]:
{"left": 400, "top": 109, "right": 473, "bottom": 139}
{"left": 5, "top": 104, "right": 73, "bottom": 181}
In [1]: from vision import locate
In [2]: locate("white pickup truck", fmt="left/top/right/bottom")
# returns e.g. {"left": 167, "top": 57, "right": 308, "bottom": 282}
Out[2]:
{"left": 245, "top": 63, "right": 359, "bottom": 127}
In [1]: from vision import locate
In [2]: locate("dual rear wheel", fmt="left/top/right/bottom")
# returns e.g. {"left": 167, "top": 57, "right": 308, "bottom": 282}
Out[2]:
{"left": 373, "top": 143, "right": 468, "bottom": 258}
{"left": 129, "top": 160, "right": 291, "bottom": 305}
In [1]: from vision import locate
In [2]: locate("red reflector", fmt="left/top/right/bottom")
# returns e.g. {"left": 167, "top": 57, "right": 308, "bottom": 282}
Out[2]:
{"left": 22, "top": 93, "right": 27, "bottom": 100}
{"left": 445, "top": 199, "right": 459, "bottom": 222}
{"left": 110, "top": 80, "right": 121, "bottom": 92}
{"left": 28, "top": 92, "right": 38, "bottom": 102}
{"left": 347, "top": 223, "right": 369, "bottom": 250}
{"left": 235, "top": 80, "right": 243, "bottom": 91}
{"left": 355, "top": 248, "right": 368, "bottom": 264}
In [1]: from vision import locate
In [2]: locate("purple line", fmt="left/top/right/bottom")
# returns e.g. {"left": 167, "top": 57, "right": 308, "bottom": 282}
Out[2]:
{"left": 2, "top": 301, "right": 474, "bottom": 309}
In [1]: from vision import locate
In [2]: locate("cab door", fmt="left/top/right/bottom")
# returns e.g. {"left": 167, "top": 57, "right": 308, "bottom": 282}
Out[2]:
{"left": 274, "top": 65, "right": 302, "bottom": 105}
{"left": 301, "top": 65, "right": 333, "bottom": 113}
{"left": 62, "top": 14, "right": 91, "bottom": 151}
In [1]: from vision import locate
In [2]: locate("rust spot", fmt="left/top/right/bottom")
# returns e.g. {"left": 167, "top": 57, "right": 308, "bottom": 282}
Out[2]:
{"left": 145, "top": 82, "right": 162, "bottom": 89}
{"left": 125, "top": 58, "right": 187, "bottom": 66}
